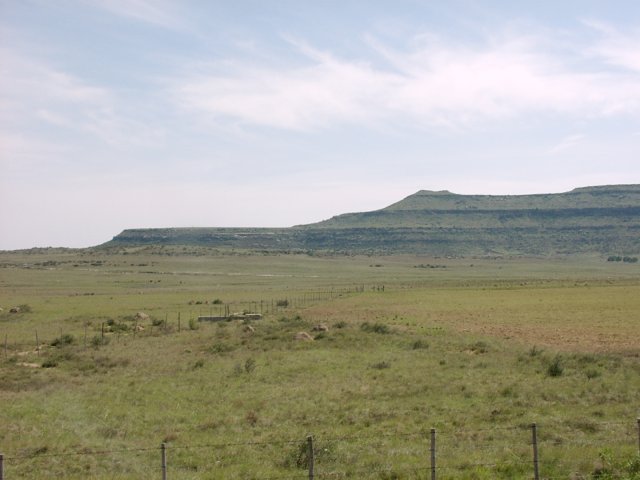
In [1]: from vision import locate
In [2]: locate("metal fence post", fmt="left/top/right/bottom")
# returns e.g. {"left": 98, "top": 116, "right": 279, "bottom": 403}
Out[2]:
{"left": 161, "top": 443, "right": 167, "bottom": 480}
{"left": 307, "top": 435, "right": 314, "bottom": 480}
{"left": 531, "top": 423, "right": 539, "bottom": 480}
{"left": 430, "top": 428, "right": 436, "bottom": 480}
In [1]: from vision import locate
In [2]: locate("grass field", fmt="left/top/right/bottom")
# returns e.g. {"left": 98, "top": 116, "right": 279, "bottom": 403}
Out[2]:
{"left": 1, "top": 247, "right": 639, "bottom": 479}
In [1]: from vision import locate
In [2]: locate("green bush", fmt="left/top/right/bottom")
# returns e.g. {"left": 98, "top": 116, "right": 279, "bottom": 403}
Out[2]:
{"left": 411, "top": 339, "right": 429, "bottom": 350}
{"left": 90, "top": 335, "right": 110, "bottom": 348}
{"left": 371, "top": 361, "right": 391, "bottom": 369}
{"left": 547, "top": 355, "right": 564, "bottom": 377}
{"left": 51, "top": 334, "right": 75, "bottom": 347}
{"left": 193, "top": 359, "right": 205, "bottom": 369}
{"left": 244, "top": 358, "right": 256, "bottom": 373}
{"left": 361, "top": 322, "right": 390, "bottom": 334}
{"left": 208, "top": 343, "right": 234, "bottom": 354}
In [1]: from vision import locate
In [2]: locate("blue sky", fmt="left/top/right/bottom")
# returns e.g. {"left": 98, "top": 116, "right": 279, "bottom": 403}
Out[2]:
{"left": 1, "top": 1, "right": 640, "bottom": 249}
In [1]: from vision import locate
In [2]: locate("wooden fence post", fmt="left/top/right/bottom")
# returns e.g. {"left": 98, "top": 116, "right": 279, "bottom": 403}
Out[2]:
{"left": 307, "top": 435, "right": 314, "bottom": 480}
{"left": 161, "top": 443, "right": 167, "bottom": 480}
{"left": 0, "top": 452, "right": 4, "bottom": 480}
{"left": 637, "top": 418, "right": 640, "bottom": 455}
{"left": 531, "top": 423, "right": 539, "bottom": 480}
{"left": 430, "top": 428, "right": 436, "bottom": 480}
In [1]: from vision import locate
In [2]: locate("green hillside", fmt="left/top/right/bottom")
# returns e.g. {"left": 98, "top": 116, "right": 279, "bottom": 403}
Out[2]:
{"left": 104, "top": 185, "right": 640, "bottom": 255}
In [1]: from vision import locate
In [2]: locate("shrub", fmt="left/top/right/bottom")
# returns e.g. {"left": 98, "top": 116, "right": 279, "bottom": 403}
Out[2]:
{"left": 208, "top": 343, "right": 234, "bottom": 354}
{"left": 585, "top": 368, "right": 601, "bottom": 379}
{"left": 547, "top": 355, "right": 564, "bottom": 377}
{"left": 188, "top": 318, "right": 199, "bottom": 330}
{"left": 470, "top": 341, "right": 489, "bottom": 353}
{"left": 276, "top": 299, "right": 289, "bottom": 307}
{"left": 334, "top": 320, "right": 347, "bottom": 329}
{"left": 51, "top": 334, "right": 75, "bottom": 347}
{"left": 282, "top": 440, "right": 311, "bottom": 469}
{"left": 371, "top": 361, "right": 391, "bottom": 369}
{"left": 41, "top": 359, "right": 58, "bottom": 368}
{"left": 529, "top": 345, "right": 544, "bottom": 357}
{"left": 361, "top": 322, "right": 390, "bottom": 334}
{"left": 412, "top": 340, "right": 429, "bottom": 350}
{"left": 107, "top": 319, "right": 129, "bottom": 332}
{"left": 244, "top": 358, "right": 256, "bottom": 373}
{"left": 212, "top": 299, "right": 223, "bottom": 304}
{"left": 245, "top": 410, "right": 258, "bottom": 426}
{"left": 193, "top": 359, "right": 205, "bottom": 369}
{"left": 90, "top": 335, "right": 110, "bottom": 348}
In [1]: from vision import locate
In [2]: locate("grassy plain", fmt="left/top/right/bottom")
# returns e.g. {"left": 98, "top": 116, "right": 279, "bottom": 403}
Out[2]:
{"left": 1, "top": 247, "right": 639, "bottom": 479}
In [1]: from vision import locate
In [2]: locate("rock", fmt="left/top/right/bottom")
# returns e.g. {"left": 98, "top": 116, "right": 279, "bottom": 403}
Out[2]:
{"left": 134, "top": 312, "right": 149, "bottom": 321}
{"left": 295, "top": 332, "right": 314, "bottom": 341}
{"left": 312, "top": 323, "right": 329, "bottom": 332}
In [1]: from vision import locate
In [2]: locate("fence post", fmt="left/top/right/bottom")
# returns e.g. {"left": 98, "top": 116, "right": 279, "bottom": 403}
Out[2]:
{"left": 0, "top": 452, "right": 4, "bottom": 480}
{"left": 430, "top": 428, "right": 436, "bottom": 480}
{"left": 531, "top": 423, "right": 539, "bottom": 480}
{"left": 161, "top": 443, "right": 167, "bottom": 480}
{"left": 307, "top": 435, "right": 314, "bottom": 480}
{"left": 637, "top": 418, "right": 640, "bottom": 455}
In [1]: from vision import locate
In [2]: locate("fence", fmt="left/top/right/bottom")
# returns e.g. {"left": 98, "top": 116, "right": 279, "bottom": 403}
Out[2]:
{"left": 2, "top": 419, "right": 639, "bottom": 479}
{"left": 1, "top": 285, "right": 383, "bottom": 355}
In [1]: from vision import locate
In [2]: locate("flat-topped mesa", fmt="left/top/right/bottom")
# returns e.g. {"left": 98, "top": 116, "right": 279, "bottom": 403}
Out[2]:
{"left": 104, "top": 185, "right": 640, "bottom": 255}
{"left": 305, "top": 185, "right": 640, "bottom": 229}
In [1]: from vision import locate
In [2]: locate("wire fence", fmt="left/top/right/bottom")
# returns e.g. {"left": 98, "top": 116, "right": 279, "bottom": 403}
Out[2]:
{"left": 1, "top": 285, "right": 383, "bottom": 354}
{"left": 2, "top": 419, "right": 639, "bottom": 479}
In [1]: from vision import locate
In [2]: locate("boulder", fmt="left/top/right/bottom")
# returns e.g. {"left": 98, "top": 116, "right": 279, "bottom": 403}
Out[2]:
{"left": 295, "top": 332, "right": 314, "bottom": 341}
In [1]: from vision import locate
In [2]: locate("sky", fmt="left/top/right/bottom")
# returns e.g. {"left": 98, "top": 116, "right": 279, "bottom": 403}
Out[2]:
{"left": 1, "top": 1, "right": 640, "bottom": 249}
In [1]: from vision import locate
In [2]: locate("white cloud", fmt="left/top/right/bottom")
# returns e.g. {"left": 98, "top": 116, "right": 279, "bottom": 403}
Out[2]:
{"left": 0, "top": 48, "right": 165, "bottom": 148}
{"left": 171, "top": 30, "right": 640, "bottom": 132}
{"left": 584, "top": 20, "right": 640, "bottom": 72}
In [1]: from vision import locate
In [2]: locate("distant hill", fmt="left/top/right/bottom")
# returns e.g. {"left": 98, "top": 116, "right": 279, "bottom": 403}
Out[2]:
{"left": 104, "top": 185, "right": 640, "bottom": 255}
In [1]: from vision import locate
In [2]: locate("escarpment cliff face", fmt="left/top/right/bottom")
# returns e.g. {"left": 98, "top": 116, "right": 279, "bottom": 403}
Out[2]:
{"left": 104, "top": 185, "right": 640, "bottom": 255}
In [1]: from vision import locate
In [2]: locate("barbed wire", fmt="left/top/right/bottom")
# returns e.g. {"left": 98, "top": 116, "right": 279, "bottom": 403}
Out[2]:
{"left": 4, "top": 417, "right": 638, "bottom": 460}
